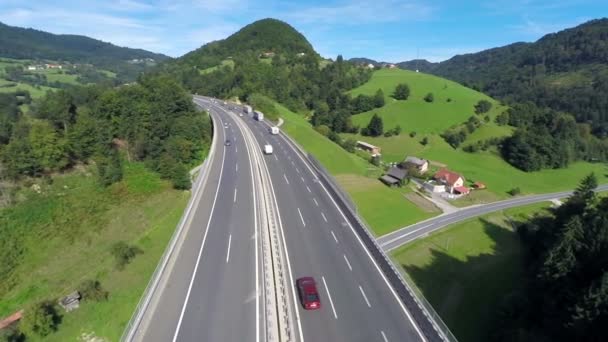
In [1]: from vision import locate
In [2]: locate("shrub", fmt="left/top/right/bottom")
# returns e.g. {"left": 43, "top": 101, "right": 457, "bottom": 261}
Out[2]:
{"left": 446, "top": 98, "right": 452, "bottom": 102}
{"left": 392, "top": 125, "right": 402, "bottom": 136}
{"left": 110, "top": 241, "right": 142, "bottom": 270}
{"left": 393, "top": 83, "right": 410, "bottom": 100}
{"left": 420, "top": 137, "right": 429, "bottom": 145}
{"left": 508, "top": 187, "right": 521, "bottom": 196}
{"left": 341, "top": 138, "right": 357, "bottom": 153}
{"left": 484, "top": 115, "right": 490, "bottom": 122}
{"left": 78, "top": 280, "right": 108, "bottom": 302}
{"left": 474, "top": 99, "right": 493, "bottom": 114}
{"left": 314, "top": 125, "right": 330, "bottom": 136}
{"left": 409, "top": 131, "right": 417, "bottom": 138}
{"left": 495, "top": 111, "right": 509, "bottom": 125}
{"left": 424, "top": 92, "right": 434, "bottom": 103}
{"left": 171, "top": 163, "right": 191, "bottom": 190}
{"left": 383, "top": 131, "right": 393, "bottom": 137}
{"left": 21, "top": 301, "right": 61, "bottom": 337}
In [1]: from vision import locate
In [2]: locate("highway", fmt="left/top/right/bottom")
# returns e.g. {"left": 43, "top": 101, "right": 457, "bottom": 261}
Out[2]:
{"left": 129, "top": 101, "right": 264, "bottom": 341}
{"left": 198, "top": 97, "right": 432, "bottom": 342}
{"left": 378, "top": 184, "right": 608, "bottom": 252}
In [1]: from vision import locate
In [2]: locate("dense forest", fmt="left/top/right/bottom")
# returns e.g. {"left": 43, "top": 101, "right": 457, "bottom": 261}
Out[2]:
{"left": 0, "top": 21, "right": 170, "bottom": 81}
{"left": 493, "top": 174, "right": 608, "bottom": 342}
{"left": 0, "top": 75, "right": 210, "bottom": 193}
{"left": 163, "top": 19, "right": 372, "bottom": 132}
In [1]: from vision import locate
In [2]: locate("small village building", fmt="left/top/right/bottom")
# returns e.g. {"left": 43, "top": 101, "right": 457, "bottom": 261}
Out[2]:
{"left": 260, "top": 51, "right": 275, "bottom": 58}
{"left": 434, "top": 168, "right": 465, "bottom": 194}
{"left": 453, "top": 186, "right": 470, "bottom": 195}
{"left": 424, "top": 181, "right": 446, "bottom": 193}
{"left": 402, "top": 156, "right": 429, "bottom": 174}
{"left": 356, "top": 141, "right": 381, "bottom": 155}
{"left": 380, "top": 167, "right": 407, "bottom": 186}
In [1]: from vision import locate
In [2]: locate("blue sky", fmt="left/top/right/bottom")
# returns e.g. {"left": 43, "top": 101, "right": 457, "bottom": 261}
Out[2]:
{"left": 0, "top": 0, "right": 606, "bottom": 62}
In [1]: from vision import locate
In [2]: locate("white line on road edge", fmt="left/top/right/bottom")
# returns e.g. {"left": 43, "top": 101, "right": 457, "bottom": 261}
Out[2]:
{"left": 226, "top": 234, "right": 232, "bottom": 263}
{"left": 298, "top": 208, "right": 306, "bottom": 227}
{"left": 321, "top": 212, "right": 328, "bottom": 222}
{"left": 277, "top": 131, "right": 429, "bottom": 342}
{"left": 379, "top": 223, "right": 433, "bottom": 247}
{"left": 381, "top": 330, "right": 389, "bottom": 342}
{"left": 313, "top": 198, "right": 319, "bottom": 206}
{"left": 343, "top": 254, "right": 352, "bottom": 271}
{"left": 172, "top": 125, "right": 227, "bottom": 342}
{"left": 283, "top": 174, "right": 289, "bottom": 184}
{"left": 322, "top": 276, "right": 338, "bottom": 319}
{"left": 306, "top": 186, "right": 311, "bottom": 193}
{"left": 359, "top": 285, "right": 371, "bottom": 307}
{"left": 234, "top": 188, "right": 238, "bottom": 203}
{"left": 331, "top": 231, "right": 338, "bottom": 243}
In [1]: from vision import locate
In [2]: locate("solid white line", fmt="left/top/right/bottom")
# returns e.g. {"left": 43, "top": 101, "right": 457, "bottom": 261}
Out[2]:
{"left": 277, "top": 133, "right": 428, "bottom": 341}
{"left": 234, "top": 188, "right": 237, "bottom": 203}
{"left": 226, "top": 234, "right": 232, "bottom": 263}
{"left": 331, "top": 231, "right": 338, "bottom": 243}
{"left": 283, "top": 174, "right": 289, "bottom": 184}
{"left": 321, "top": 212, "right": 328, "bottom": 222}
{"left": 313, "top": 198, "right": 319, "bottom": 206}
{"left": 172, "top": 126, "right": 227, "bottom": 342}
{"left": 381, "top": 330, "right": 388, "bottom": 342}
{"left": 322, "top": 276, "right": 338, "bottom": 319}
{"left": 343, "top": 254, "right": 352, "bottom": 271}
{"left": 298, "top": 208, "right": 306, "bottom": 227}
{"left": 306, "top": 186, "right": 312, "bottom": 193}
{"left": 359, "top": 285, "right": 371, "bottom": 308}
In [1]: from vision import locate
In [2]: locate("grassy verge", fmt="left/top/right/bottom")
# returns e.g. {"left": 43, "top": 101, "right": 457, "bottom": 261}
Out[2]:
{"left": 275, "top": 101, "right": 437, "bottom": 235}
{"left": 0, "top": 163, "right": 189, "bottom": 341}
{"left": 391, "top": 202, "right": 550, "bottom": 342}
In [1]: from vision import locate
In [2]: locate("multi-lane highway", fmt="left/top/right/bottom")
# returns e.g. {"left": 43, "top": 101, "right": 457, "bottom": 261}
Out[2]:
{"left": 378, "top": 184, "right": 608, "bottom": 251}
{"left": 128, "top": 101, "right": 264, "bottom": 341}
{"left": 197, "top": 97, "right": 433, "bottom": 341}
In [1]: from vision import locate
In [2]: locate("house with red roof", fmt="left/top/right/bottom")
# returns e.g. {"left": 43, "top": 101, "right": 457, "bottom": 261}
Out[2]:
{"left": 434, "top": 168, "right": 467, "bottom": 194}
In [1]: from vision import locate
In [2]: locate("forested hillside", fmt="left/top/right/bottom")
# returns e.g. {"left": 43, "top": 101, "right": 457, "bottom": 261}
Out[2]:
{"left": 0, "top": 21, "right": 170, "bottom": 80}
{"left": 165, "top": 18, "right": 372, "bottom": 117}
{"left": 409, "top": 19, "right": 608, "bottom": 135}
{"left": 493, "top": 174, "right": 608, "bottom": 342}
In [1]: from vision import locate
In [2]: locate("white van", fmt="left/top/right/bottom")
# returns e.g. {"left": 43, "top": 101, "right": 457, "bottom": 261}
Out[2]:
{"left": 269, "top": 126, "right": 279, "bottom": 135}
{"left": 263, "top": 144, "right": 273, "bottom": 154}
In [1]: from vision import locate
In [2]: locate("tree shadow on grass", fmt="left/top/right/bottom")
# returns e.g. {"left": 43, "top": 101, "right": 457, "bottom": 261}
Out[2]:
{"left": 401, "top": 219, "right": 526, "bottom": 342}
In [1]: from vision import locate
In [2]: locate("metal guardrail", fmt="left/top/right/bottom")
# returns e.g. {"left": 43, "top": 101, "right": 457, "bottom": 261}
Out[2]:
{"left": 121, "top": 105, "right": 219, "bottom": 341}
{"left": 278, "top": 127, "right": 457, "bottom": 342}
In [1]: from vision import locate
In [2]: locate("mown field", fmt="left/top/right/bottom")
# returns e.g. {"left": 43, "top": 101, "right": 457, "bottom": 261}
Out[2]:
{"left": 392, "top": 202, "right": 551, "bottom": 342}
{"left": 275, "top": 101, "right": 437, "bottom": 235}
{"left": 344, "top": 69, "right": 608, "bottom": 201}
{"left": 350, "top": 68, "right": 506, "bottom": 134}
{"left": 0, "top": 163, "right": 189, "bottom": 341}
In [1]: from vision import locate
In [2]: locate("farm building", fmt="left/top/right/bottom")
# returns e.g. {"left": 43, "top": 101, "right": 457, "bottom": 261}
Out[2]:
{"left": 356, "top": 141, "right": 381, "bottom": 155}
{"left": 402, "top": 156, "right": 429, "bottom": 174}
{"left": 380, "top": 167, "right": 407, "bottom": 186}
{"left": 434, "top": 168, "right": 465, "bottom": 194}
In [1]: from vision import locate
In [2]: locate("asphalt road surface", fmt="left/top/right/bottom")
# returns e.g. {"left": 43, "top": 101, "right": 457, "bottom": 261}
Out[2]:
{"left": 131, "top": 101, "right": 264, "bottom": 342}
{"left": 378, "top": 184, "right": 608, "bottom": 252}
{"left": 202, "top": 98, "right": 429, "bottom": 342}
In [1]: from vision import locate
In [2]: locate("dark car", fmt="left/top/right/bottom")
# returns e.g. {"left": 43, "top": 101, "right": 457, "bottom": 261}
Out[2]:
{"left": 296, "top": 277, "right": 321, "bottom": 310}
{"left": 225, "top": 139, "right": 232, "bottom": 146}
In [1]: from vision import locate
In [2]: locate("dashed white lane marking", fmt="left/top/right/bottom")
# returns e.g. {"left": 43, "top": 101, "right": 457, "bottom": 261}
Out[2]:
{"left": 381, "top": 330, "right": 388, "bottom": 342}
{"left": 306, "top": 186, "right": 312, "bottom": 193}
{"left": 234, "top": 188, "right": 237, "bottom": 203}
{"left": 343, "top": 255, "right": 352, "bottom": 271}
{"left": 226, "top": 234, "right": 232, "bottom": 263}
{"left": 283, "top": 174, "right": 289, "bottom": 184}
{"left": 331, "top": 231, "right": 338, "bottom": 243}
{"left": 297, "top": 208, "right": 306, "bottom": 227}
{"left": 359, "top": 285, "right": 371, "bottom": 308}
{"left": 313, "top": 198, "right": 319, "bottom": 206}
{"left": 321, "top": 212, "right": 328, "bottom": 222}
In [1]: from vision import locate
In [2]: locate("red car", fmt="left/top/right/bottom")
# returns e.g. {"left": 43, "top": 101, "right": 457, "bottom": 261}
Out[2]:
{"left": 297, "top": 277, "right": 321, "bottom": 310}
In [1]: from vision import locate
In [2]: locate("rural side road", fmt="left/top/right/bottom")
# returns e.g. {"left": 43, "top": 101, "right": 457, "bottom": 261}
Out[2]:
{"left": 378, "top": 184, "right": 608, "bottom": 252}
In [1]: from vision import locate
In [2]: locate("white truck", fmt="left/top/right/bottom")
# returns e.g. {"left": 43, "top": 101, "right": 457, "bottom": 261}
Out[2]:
{"left": 244, "top": 105, "right": 252, "bottom": 115}
{"left": 263, "top": 144, "right": 273, "bottom": 154}
{"left": 254, "top": 111, "right": 264, "bottom": 121}
{"left": 269, "top": 126, "right": 279, "bottom": 135}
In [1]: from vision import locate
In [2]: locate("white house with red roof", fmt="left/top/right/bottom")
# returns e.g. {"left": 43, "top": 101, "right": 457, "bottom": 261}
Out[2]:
{"left": 434, "top": 168, "right": 469, "bottom": 194}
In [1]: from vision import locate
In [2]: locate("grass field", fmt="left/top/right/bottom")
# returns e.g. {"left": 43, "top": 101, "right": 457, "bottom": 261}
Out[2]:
{"left": 0, "top": 163, "right": 189, "bottom": 341}
{"left": 275, "top": 101, "right": 437, "bottom": 234}
{"left": 342, "top": 69, "right": 608, "bottom": 201}
{"left": 392, "top": 202, "right": 551, "bottom": 342}
{"left": 199, "top": 59, "right": 235, "bottom": 74}
{"left": 350, "top": 69, "right": 507, "bottom": 134}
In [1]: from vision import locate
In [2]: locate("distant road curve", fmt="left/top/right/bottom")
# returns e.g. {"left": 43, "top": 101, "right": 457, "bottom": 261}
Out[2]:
{"left": 378, "top": 184, "right": 608, "bottom": 252}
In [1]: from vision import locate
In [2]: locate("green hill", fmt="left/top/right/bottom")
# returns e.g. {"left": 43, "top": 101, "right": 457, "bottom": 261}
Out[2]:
{"left": 350, "top": 68, "right": 506, "bottom": 134}
{"left": 178, "top": 18, "right": 318, "bottom": 69}
{"left": 343, "top": 68, "right": 607, "bottom": 203}
{"left": 0, "top": 21, "right": 170, "bottom": 80}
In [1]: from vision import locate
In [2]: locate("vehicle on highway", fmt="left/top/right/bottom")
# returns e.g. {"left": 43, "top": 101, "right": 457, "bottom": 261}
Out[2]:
{"left": 225, "top": 139, "right": 231, "bottom": 146}
{"left": 244, "top": 105, "right": 252, "bottom": 115}
{"left": 269, "top": 126, "right": 279, "bottom": 135}
{"left": 254, "top": 110, "right": 264, "bottom": 121}
{"left": 296, "top": 277, "right": 321, "bottom": 310}
{"left": 263, "top": 144, "right": 273, "bottom": 154}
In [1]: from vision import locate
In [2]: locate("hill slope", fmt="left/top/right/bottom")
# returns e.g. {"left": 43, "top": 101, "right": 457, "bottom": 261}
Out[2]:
{"left": 178, "top": 18, "right": 318, "bottom": 69}
{"left": 0, "top": 21, "right": 170, "bottom": 79}
{"left": 399, "top": 18, "right": 608, "bottom": 134}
